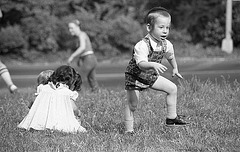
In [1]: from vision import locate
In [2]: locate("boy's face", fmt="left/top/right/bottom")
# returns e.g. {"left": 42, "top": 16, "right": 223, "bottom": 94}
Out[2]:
{"left": 147, "top": 15, "right": 171, "bottom": 41}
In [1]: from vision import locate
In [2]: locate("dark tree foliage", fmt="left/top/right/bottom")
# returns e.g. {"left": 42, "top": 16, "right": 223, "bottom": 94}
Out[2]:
{"left": 0, "top": 0, "right": 239, "bottom": 58}
{"left": 0, "top": 25, "right": 27, "bottom": 54}
{"left": 142, "top": 0, "right": 240, "bottom": 47}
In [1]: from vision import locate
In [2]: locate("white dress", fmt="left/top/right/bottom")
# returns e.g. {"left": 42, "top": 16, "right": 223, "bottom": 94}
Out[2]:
{"left": 18, "top": 82, "right": 86, "bottom": 133}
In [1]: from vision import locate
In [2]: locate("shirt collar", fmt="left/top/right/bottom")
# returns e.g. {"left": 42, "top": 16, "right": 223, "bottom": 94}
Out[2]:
{"left": 147, "top": 34, "right": 159, "bottom": 50}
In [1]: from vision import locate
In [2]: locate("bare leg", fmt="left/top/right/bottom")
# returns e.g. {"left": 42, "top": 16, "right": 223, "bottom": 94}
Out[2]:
{"left": 124, "top": 90, "right": 139, "bottom": 132}
{"left": 151, "top": 75, "right": 177, "bottom": 119}
{"left": 0, "top": 62, "right": 18, "bottom": 93}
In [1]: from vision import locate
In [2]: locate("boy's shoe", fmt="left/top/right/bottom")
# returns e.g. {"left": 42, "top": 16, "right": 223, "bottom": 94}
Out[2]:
{"left": 9, "top": 84, "right": 18, "bottom": 94}
{"left": 166, "top": 115, "right": 189, "bottom": 126}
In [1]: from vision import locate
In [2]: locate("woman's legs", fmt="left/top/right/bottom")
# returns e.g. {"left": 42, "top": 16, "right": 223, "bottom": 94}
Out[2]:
{"left": 151, "top": 75, "right": 178, "bottom": 119}
{"left": 124, "top": 90, "right": 139, "bottom": 132}
{"left": 82, "top": 55, "right": 99, "bottom": 91}
{"left": 87, "top": 68, "right": 99, "bottom": 92}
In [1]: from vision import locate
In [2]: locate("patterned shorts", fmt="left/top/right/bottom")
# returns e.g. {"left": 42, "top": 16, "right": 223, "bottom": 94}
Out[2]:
{"left": 125, "top": 72, "right": 158, "bottom": 91}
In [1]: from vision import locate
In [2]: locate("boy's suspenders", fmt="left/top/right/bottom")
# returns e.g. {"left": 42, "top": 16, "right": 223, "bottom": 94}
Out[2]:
{"left": 143, "top": 36, "right": 167, "bottom": 63}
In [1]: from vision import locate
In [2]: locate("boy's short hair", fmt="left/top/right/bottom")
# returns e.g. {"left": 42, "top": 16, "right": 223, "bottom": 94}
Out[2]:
{"left": 37, "top": 70, "right": 54, "bottom": 85}
{"left": 145, "top": 7, "right": 170, "bottom": 25}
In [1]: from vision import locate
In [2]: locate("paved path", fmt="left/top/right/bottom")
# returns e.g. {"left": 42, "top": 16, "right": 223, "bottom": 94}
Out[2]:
{"left": 0, "top": 58, "right": 239, "bottom": 90}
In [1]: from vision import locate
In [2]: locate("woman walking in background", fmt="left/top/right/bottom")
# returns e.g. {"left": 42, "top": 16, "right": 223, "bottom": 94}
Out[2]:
{"left": 67, "top": 19, "right": 99, "bottom": 92}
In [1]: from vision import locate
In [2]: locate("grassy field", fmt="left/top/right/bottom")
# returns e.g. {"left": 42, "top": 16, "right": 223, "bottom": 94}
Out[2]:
{"left": 0, "top": 77, "right": 240, "bottom": 152}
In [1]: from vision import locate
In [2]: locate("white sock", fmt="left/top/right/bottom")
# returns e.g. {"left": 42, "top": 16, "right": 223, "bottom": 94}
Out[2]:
{"left": 124, "top": 119, "right": 134, "bottom": 132}
{"left": 167, "top": 104, "right": 177, "bottom": 119}
{"left": 124, "top": 104, "right": 134, "bottom": 132}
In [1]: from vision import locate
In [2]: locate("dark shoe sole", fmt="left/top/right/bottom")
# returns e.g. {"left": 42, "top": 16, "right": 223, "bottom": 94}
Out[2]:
{"left": 166, "top": 122, "right": 190, "bottom": 127}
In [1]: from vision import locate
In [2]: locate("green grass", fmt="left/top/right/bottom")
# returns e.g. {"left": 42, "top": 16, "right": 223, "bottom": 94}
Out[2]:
{"left": 0, "top": 77, "right": 240, "bottom": 152}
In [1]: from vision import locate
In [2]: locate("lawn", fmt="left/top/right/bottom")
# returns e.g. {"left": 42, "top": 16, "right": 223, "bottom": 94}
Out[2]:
{"left": 0, "top": 77, "right": 240, "bottom": 152}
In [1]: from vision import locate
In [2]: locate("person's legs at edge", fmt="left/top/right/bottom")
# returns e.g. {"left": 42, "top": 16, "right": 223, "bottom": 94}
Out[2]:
{"left": 0, "top": 61, "right": 18, "bottom": 93}
{"left": 124, "top": 90, "right": 139, "bottom": 133}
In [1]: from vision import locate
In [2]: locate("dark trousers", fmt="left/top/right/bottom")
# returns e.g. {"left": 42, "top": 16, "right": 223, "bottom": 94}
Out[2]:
{"left": 78, "top": 54, "right": 99, "bottom": 91}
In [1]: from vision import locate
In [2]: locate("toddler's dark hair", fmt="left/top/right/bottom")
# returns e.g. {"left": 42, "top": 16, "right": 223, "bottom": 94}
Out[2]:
{"left": 50, "top": 65, "right": 82, "bottom": 90}
{"left": 145, "top": 6, "right": 170, "bottom": 25}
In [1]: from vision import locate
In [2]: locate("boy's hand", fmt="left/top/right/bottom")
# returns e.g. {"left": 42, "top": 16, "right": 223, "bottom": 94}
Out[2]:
{"left": 172, "top": 68, "right": 183, "bottom": 79}
{"left": 175, "top": 73, "right": 184, "bottom": 79}
{"left": 152, "top": 62, "right": 167, "bottom": 75}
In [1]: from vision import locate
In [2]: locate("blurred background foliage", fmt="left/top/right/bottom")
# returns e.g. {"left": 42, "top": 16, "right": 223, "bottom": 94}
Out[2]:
{"left": 0, "top": 0, "right": 240, "bottom": 62}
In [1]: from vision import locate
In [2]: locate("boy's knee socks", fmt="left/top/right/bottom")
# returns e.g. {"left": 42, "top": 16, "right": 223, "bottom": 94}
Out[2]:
{"left": 124, "top": 104, "right": 134, "bottom": 132}
{"left": 167, "top": 105, "right": 177, "bottom": 119}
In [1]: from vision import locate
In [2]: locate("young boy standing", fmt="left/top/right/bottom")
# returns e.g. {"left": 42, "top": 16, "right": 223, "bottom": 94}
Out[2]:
{"left": 124, "top": 7, "right": 189, "bottom": 133}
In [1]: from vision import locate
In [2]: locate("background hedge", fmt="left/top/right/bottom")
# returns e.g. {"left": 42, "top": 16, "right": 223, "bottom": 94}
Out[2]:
{"left": 0, "top": 0, "right": 239, "bottom": 61}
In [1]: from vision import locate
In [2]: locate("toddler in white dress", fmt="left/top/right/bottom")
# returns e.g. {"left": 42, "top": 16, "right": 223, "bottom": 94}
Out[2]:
{"left": 28, "top": 70, "right": 54, "bottom": 109}
{"left": 18, "top": 65, "right": 86, "bottom": 133}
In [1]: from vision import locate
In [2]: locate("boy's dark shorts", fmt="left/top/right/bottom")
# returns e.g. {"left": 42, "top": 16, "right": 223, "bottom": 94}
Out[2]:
{"left": 125, "top": 72, "right": 158, "bottom": 91}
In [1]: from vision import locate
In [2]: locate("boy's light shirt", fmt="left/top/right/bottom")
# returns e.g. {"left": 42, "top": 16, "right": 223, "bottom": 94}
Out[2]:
{"left": 134, "top": 34, "right": 175, "bottom": 65}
